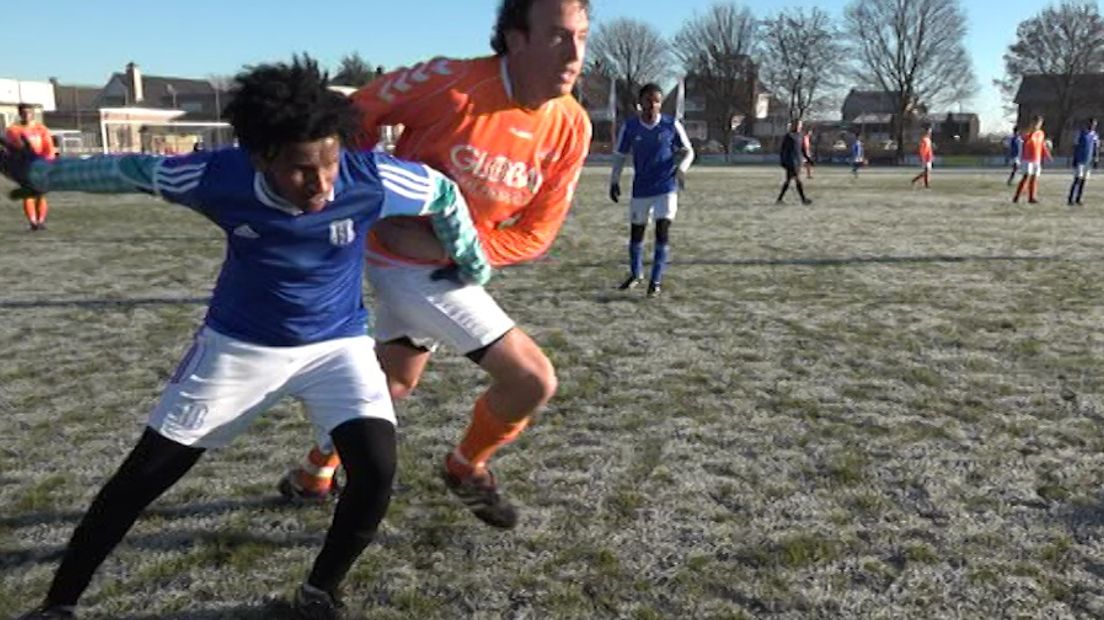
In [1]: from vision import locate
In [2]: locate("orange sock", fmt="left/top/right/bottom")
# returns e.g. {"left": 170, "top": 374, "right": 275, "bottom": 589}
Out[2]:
{"left": 22, "top": 198, "right": 36, "bottom": 225}
{"left": 296, "top": 446, "right": 341, "bottom": 492}
{"left": 35, "top": 197, "right": 48, "bottom": 224}
{"left": 452, "top": 395, "right": 529, "bottom": 475}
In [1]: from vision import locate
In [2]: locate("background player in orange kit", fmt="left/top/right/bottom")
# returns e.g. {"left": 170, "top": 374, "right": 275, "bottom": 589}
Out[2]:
{"left": 910, "top": 125, "right": 934, "bottom": 189}
{"left": 1014, "top": 115, "right": 1052, "bottom": 204}
{"left": 279, "top": 0, "right": 592, "bottom": 531}
{"left": 6, "top": 103, "right": 57, "bottom": 230}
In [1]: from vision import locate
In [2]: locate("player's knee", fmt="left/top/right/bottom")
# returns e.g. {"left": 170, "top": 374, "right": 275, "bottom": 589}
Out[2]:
{"left": 655, "top": 219, "right": 671, "bottom": 243}
{"left": 387, "top": 376, "right": 418, "bottom": 401}
{"left": 510, "top": 356, "right": 558, "bottom": 409}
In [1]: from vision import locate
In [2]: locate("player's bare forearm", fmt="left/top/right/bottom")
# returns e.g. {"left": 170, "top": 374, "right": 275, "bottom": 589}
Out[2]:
{"left": 372, "top": 217, "right": 448, "bottom": 261}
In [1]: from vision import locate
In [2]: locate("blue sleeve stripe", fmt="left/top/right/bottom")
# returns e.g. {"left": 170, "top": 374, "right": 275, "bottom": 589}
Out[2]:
{"left": 152, "top": 161, "right": 206, "bottom": 198}
{"left": 161, "top": 162, "right": 208, "bottom": 175}
{"left": 381, "top": 177, "right": 432, "bottom": 202}
{"left": 156, "top": 171, "right": 204, "bottom": 188}
{"left": 377, "top": 162, "right": 430, "bottom": 185}
{"left": 379, "top": 169, "right": 432, "bottom": 196}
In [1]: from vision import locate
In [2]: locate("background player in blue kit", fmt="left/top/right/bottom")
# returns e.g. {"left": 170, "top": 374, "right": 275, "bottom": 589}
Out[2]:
{"left": 4, "top": 56, "right": 489, "bottom": 620}
{"left": 850, "top": 129, "right": 866, "bottom": 179}
{"left": 1006, "top": 125, "right": 1023, "bottom": 186}
{"left": 609, "top": 83, "right": 694, "bottom": 298}
{"left": 1068, "top": 117, "right": 1099, "bottom": 206}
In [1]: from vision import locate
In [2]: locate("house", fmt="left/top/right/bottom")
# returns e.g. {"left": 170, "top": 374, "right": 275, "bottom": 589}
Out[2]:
{"left": 84, "top": 63, "right": 231, "bottom": 153}
{"left": 44, "top": 80, "right": 102, "bottom": 154}
{"left": 1014, "top": 74, "right": 1104, "bottom": 150}
{"left": 925, "top": 112, "right": 979, "bottom": 143}
{"left": 98, "top": 63, "right": 227, "bottom": 120}
{"left": 659, "top": 59, "right": 765, "bottom": 153}
{"left": 841, "top": 88, "right": 930, "bottom": 142}
{"left": 0, "top": 78, "right": 55, "bottom": 132}
{"left": 572, "top": 70, "right": 617, "bottom": 153}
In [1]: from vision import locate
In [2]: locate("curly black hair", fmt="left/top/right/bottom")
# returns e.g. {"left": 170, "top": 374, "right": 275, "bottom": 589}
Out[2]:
{"left": 490, "top": 0, "right": 590, "bottom": 55}
{"left": 638, "top": 83, "right": 662, "bottom": 101}
{"left": 222, "top": 55, "right": 357, "bottom": 157}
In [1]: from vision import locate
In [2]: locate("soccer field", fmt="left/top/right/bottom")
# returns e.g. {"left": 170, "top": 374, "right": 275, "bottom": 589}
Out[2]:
{"left": 4, "top": 165, "right": 1104, "bottom": 618}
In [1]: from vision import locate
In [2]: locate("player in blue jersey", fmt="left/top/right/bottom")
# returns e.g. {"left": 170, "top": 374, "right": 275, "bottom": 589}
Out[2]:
{"left": 1006, "top": 125, "right": 1023, "bottom": 186}
{"left": 1068, "top": 118, "right": 1099, "bottom": 206}
{"left": 850, "top": 129, "right": 866, "bottom": 179}
{"left": 609, "top": 83, "right": 694, "bottom": 298}
{"left": 5, "top": 56, "right": 489, "bottom": 620}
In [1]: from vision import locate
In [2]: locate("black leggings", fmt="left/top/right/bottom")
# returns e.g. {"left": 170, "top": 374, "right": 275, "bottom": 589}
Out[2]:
{"left": 45, "top": 418, "right": 396, "bottom": 606}
{"left": 629, "top": 219, "right": 671, "bottom": 245}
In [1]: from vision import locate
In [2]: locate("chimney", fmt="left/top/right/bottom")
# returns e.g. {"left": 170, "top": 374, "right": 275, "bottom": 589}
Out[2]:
{"left": 126, "top": 62, "right": 143, "bottom": 104}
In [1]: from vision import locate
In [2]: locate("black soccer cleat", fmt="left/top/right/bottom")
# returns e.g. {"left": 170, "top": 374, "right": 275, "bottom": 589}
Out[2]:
{"left": 646, "top": 282, "right": 662, "bottom": 298}
{"left": 17, "top": 605, "right": 75, "bottom": 619}
{"left": 277, "top": 468, "right": 342, "bottom": 505}
{"left": 292, "top": 584, "right": 348, "bottom": 620}
{"left": 617, "top": 275, "right": 643, "bottom": 290}
{"left": 442, "top": 454, "right": 519, "bottom": 529}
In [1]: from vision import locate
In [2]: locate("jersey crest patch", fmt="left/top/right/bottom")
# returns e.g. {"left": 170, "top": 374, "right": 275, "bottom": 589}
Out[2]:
{"left": 329, "top": 218, "right": 356, "bottom": 246}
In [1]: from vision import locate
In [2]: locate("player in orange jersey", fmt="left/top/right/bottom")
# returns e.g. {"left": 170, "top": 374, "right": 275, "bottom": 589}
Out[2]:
{"left": 910, "top": 125, "right": 934, "bottom": 188}
{"left": 1014, "top": 115, "right": 1052, "bottom": 204}
{"left": 6, "top": 104, "right": 56, "bottom": 230}
{"left": 278, "top": 0, "right": 592, "bottom": 531}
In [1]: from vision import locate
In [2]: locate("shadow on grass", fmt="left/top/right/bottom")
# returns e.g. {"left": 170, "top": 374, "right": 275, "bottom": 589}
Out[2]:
{"left": 544, "top": 253, "right": 1066, "bottom": 270}
{"left": 0, "top": 296, "right": 210, "bottom": 310}
{"left": 1, "top": 526, "right": 326, "bottom": 570}
{"left": 115, "top": 599, "right": 300, "bottom": 620}
{"left": 0, "top": 496, "right": 302, "bottom": 529}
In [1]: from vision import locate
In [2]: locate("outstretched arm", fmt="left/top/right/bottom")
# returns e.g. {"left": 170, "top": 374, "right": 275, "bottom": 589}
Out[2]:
{"left": 2, "top": 137, "right": 212, "bottom": 209}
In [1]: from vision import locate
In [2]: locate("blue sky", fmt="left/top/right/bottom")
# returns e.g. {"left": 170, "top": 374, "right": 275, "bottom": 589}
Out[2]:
{"left": 1, "top": 0, "right": 1039, "bottom": 133}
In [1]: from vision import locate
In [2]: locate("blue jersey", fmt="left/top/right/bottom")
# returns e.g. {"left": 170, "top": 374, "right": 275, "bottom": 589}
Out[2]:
{"left": 1074, "top": 128, "right": 1099, "bottom": 165}
{"left": 614, "top": 115, "right": 691, "bottom": 198}
{"left": 1008, "top": 133, "right": 1023, "bottom": 159}
{"left": 28, "top": 148, "right": 489, "bottom": 347}
{"left": 851, "top": 140, "right": 864, "bottom": 161}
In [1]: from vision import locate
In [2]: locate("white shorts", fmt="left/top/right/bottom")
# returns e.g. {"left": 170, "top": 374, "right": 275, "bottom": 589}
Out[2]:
{"left": 367, "top": 262, "right": 515, "bottom": 354}
{"left": 1025, "top": 161, "right": 1043, "bottom": 176}
{"left": 148, "top": 327, "right": 394, "bottom": 449}
{"left": 629, "top": 192, "right": 678, "bottom": 225}
{"left": 1075, "top": 164, "right": 1092, "bottom": 179}
{"left": 1010, "top": 157, "right": 1021, "bottom": 166}
{"left": 922, "top": 161, "right": 933, "bottom": 170}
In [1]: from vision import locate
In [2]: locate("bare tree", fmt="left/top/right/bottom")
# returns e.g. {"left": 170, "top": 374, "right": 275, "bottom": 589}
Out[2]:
{"left": 672, "top": 2, "right": 758, "bottom": 154}
{"left": 996, "top": 0, "right": 1104, "bottom": 150}
{"left": 758, "top": 8, "right": 845, "bottom": 121}
{"left": 587, "top": 18, "right": 670, "bottom": 120}
{"left": 843, "top": 0, "right": 976, "bottom": 162}
{"left": 332, "top": 52, "right": 377, "bottom": 87}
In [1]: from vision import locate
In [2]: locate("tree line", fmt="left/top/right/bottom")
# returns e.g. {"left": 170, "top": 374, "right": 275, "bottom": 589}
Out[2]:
{"left": 589, "top": 0, "right": 1104, "bottom": 157}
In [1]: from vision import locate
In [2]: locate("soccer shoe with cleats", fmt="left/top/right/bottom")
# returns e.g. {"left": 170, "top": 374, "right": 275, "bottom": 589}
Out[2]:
{"left": 646, "top": 282, "right": 662, "bottom": 298}
{"left": 292, "top": 584, "right": 348, "bottom": 620}
{"left": 442, "top": 454, "right": 519, "bottom": 529}
{"left": 277, "top": 468, "right": 341, "bottom": 505}
{"left": 617, "top": 275, "right": 643, "bottom": 290}
{"left": 17, "top": 605, "right": 75, "bottom": 619}
{"left": 801, "top": 198, "right": 813, "bottom": 205}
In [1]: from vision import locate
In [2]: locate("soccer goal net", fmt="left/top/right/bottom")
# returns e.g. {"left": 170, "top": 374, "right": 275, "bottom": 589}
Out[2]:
{"left": 99, "top": 118, "right": 233, "bottom": 155}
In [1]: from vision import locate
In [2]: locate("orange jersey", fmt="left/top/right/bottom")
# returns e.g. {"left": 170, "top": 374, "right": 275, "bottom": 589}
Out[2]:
{"left": 352, "top": 56, "right": 592, "bottom": 267}
{"left": 1022, "top": 129, "right": 1050, "bottom": 163}
{"left": 918, "top": 136, "right": 933, "bottom": 162}
{"left": 6, "top": 122, "right": 56, "bottom": 160}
